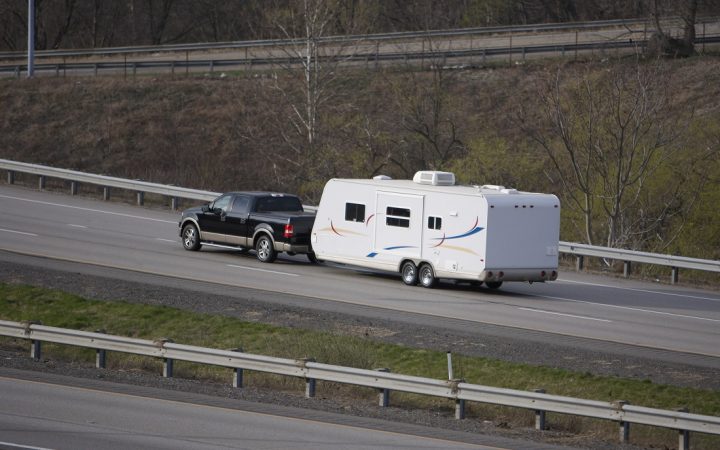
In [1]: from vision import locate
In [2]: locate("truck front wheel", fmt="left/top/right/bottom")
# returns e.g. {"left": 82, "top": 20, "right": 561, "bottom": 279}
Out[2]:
{"left": 255, "top": 235, "right": 277, "bottom": 263}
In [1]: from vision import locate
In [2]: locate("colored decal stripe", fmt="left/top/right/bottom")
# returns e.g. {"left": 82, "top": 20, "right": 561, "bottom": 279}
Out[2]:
{"left": 444, "top": 226, "right": 484, "bottom": 240}
{"left": 367, "top": 252, "right": 378, "bottom": 257}
{"left": 366, "top": 213, "right": 375, "bottom": 227}
{"left": 383, "top": 245, "right": 417, "bottom": 250}
{"left": 330, "top": 221, "right": 343, "bottom": 236}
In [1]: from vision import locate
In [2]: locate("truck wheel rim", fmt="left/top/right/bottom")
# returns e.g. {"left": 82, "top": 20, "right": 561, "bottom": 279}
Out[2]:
{"left": 258, "top": 239, "right": 270, "bottom": 258}
{"left": 421, "top": 268, "right": 432, "bottom": 285}
{"left": 183, "top": 228, "right": 196, "bottom": 247}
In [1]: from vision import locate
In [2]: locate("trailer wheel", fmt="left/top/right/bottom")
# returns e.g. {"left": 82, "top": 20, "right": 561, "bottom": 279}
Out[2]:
{"left": 486, "top": 281, "right": 503, "bottom": 289}
{"left": 401, "top": 261, "right": 418, "bottom": 286}
{"left": 418, "top": 264, "right": 436, "bottom": 288}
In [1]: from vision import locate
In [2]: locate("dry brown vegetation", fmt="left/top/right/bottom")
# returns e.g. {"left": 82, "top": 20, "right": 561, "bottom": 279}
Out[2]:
{"left": 1, "top": 54, "right": 719, "bottom": 269}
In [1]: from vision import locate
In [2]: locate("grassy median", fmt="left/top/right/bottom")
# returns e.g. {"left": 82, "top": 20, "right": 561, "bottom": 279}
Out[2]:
{"left": 1, "top": 282, "right": 718, "bottom": 448}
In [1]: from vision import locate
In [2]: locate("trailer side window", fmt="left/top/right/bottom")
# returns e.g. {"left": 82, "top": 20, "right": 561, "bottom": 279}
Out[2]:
{"left": 428, "top": 216, "right": 442, "bottom": 230}
{"left": 345, "top": 203, "right": 365, "bottom": 222}
{"left": 386, "top": 206, "right": 410, "bottom": 228}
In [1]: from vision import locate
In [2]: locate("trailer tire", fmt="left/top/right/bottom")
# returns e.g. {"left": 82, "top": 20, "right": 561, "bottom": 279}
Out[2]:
{"left": 486, "top": 281, "right": 503, "bottom": 289}
{"left": 401, "top": 261, "right": 418, "bottom": 286}
{"left": 418, "top": 263, "right": 436, "bottom": 288}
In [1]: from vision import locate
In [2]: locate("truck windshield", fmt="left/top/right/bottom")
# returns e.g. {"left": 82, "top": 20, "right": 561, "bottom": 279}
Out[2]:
{"left": 256, "top": 196, "right": 303, "bottom": 212}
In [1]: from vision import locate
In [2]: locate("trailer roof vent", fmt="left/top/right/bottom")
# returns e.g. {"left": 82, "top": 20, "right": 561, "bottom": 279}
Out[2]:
{"left": 373, "top": 175, "right": 392, "bottom": 180}
{"left": 481, "top": 184, "right": 505, "bottom": 190}
{"left": 413, "top": 171, "right": 455, "bottom": 186}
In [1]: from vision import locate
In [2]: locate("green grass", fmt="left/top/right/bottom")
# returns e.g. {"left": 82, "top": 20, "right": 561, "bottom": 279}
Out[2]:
{"left": 1, "top": 282, "right": 718, "bottom": 448}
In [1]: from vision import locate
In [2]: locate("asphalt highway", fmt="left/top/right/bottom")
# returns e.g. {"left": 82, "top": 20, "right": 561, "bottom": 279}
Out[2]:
{"left": 0, "top": 375, "right": 514, "bottom": 450}
{"left": 1, "top": 184, "right": 719, "bottom": 359}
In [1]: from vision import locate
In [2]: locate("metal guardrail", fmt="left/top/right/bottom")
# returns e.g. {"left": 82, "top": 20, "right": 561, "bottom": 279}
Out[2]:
{"left": 2, "top": 35, "right": 719, "bottom": 77}
{"left": 0, "top": 18, "right": 669, "bottom": 60}
{"left": 1, "top": 158, "right": 717, "bottom": 281}
{"left": 1, "top": 319, "right": 718, "bottom": 446}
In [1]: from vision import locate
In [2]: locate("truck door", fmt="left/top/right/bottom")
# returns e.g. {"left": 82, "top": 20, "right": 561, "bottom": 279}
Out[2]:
{"left": 223, "top": 195, "right": 250, "bottom": 246}
{"left": 198, "top": 194, "right": 232, "bottom": 242}
{"left": 374, "top": 192, "right": 424, "bottom": 259}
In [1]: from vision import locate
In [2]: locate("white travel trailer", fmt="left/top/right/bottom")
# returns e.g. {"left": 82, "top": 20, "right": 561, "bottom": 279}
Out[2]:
{"left": 310, "top": 171, "right": 560, "bottom": 289}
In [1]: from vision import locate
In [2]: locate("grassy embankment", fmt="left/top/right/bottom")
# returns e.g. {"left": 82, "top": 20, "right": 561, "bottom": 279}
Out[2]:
{"left": 1, "top": 283, "right": 718, "bottom": 448}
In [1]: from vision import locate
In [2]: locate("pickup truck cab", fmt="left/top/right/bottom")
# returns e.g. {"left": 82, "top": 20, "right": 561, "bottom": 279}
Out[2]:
{"left": 179, "top": 192, "right": 316, "bottom": 263}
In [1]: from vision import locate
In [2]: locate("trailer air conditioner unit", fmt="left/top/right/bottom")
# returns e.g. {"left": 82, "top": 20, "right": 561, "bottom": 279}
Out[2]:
{"left": 413, "top": 171, "right": 455, "bottom": 186}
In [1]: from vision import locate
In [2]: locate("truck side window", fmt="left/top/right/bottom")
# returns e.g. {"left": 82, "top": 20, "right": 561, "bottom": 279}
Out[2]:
{"left": 386, "top": 207, "right": 410, "bottom": 228}
{"left": 213, "top": 195, "right": 232, "bottom": 212}
{"left": 428, "top": 216, "right": 442, "bottom": 230}
{"left": 232, "top": 196, "right": 250, "bottom": 214}
{"left": 345, "top": 203, "right": 365, "bottom": 222}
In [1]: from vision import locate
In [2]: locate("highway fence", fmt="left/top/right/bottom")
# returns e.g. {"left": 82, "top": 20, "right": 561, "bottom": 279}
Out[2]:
{"left": 1, "top": 15, "right": 719, "bottom": 77}
{"left": 2, "top": 158, "right": 718, "bottom": 284}
{"left": 0, "top": 319, "right": 718, "bottom": 449}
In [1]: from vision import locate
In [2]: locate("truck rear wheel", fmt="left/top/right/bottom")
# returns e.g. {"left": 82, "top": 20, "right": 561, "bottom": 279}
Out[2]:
{"left": 418, "top": 263, "right": 436, "bottom": 288}
{"left": 401, "top": 261, "right": 418, "bottom": 286}
{"left": 255, "top": 235, "right": 277, "bottom": 263}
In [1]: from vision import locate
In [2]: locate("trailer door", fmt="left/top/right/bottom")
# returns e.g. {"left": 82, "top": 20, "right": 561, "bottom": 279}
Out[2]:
{"left": 374, "top": 192, "right": 424, "bottom": 258}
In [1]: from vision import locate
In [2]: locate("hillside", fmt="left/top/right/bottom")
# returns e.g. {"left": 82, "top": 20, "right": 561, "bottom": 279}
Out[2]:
{"left": 1, "top": 55, "right": 719, "bottom": 267}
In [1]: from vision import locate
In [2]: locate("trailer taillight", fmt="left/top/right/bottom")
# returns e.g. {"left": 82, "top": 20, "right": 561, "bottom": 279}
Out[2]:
{"left": 284, "top": 224, "right": 294, "bottom": 238}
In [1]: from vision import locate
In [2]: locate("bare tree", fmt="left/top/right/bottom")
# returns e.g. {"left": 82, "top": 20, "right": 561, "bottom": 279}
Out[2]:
{"left": 385, "top": 38, "right": 466, "bottom": 176}
{"left": 521, "top": 59, "right": 704, "bottom": 251}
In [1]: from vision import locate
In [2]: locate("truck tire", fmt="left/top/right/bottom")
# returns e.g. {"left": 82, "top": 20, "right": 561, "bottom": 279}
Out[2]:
{"left": 401, "top": 261, "right": 418, "bottom": 286}
{"left": 181, "top": 223, "right": 201, "bottom": 251}
{"left": 418, "top": 263, "right": 436, "bottom": 288}
{"left": 255, "top": 235, "right": 277, "bottom": 263}
{"left": 307, "top": 252, "right": 319, "bottom": 264}
{"left": 486, "top": 281, "right": 503, "bottom": 289}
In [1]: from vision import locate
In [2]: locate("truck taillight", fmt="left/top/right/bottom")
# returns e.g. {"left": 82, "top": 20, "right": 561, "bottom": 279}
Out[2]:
{"left": 284, "top": 224, "right": 294, "bottom": 238}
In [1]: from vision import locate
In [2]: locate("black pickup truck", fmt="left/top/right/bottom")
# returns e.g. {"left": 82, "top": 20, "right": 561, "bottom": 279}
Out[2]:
{"left": 179, "top": 192, "right": 316, "bottom": 263}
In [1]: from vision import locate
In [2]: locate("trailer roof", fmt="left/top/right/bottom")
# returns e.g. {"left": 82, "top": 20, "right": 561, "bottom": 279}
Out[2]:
{"left": 330, "top": 178, "right": 552, "bottom": 197}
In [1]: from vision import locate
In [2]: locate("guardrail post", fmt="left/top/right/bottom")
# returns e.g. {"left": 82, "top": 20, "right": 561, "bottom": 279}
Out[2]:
{"left": 31, "top": 339, "right": 41, "bottom": 361}
{"left": 676, "top": 408, "right": 690, "bottom": 450}
{"left": 576, "top": 255, "right": 584, "bottom": 271}
{"left": 455, "top": 397, "right": 465, "bottom": 420}
{"left": 209, "top": 60, "right": 214, "bottom": 73}
{"left": 94, "top": 64, "right": 98, "bottom": 77}
{"left": 171, "top": 197, "right": 179, "bottom": 211}
{"left": 533, "top": 389, "right": 546, "bottom": 430}
{"left": 171, "top": 61, "right": 175, "bottom": 77}
{"left": 482, "top": 49, "right": 486, "bottom": 65}
{"left": 301, "top": 357, "right": 316, "bottom": 398}
{"left": 70, "top": 181, "right": 78, "bottom": 195}
{"left": 95, "top": 329, "right": 106, "bottom": 368}
{"left": 137, "top": 192, "right": 144, "bottom": 206}
{"left": 7, "top": 170, "right": 14, "bottom": 184}
{"left": 103, "top": 186, "right": 110, "bottom": 201}
{"left": 163, "top": 358, "right": 174, "bottom": 378}
{"left": 14, "top": 66, "right": 20, "bottom": 78}
{"left": 155, "top": 338, "right": 174, "bottom": 377}
{"left": 615, "top": 400, "right": 629, "bottom": 443}
{"left": 55, "top": 65, "right": 60, "bottom": 77}
{"left": 522, "top": 47, "right": 526, "bottom": 61}
{"left": 132, "top": 63, "right": 137, "bottom": 78}
{"left": 38, "top": 175, "right": 46, "bottom": 190}
{"left": 374, "top": 368, "right": 391, "bottom": 407}
{"left": 623, "top": 261, "right": 631, "bottom": 278}
{"left": 671, "top": 267, "right": 679, "bottom": 285}
{"left": 231, "top": 347, "right": 244, "bottom": 388}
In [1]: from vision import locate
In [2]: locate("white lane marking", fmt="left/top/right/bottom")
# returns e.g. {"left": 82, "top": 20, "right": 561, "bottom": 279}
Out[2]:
{"left": 537, "top": 294, "right": 720, "bottom": 323}
{"left": 517, "top": 307, "right": 612, "bottom": 323}
{"left": 0, "top": 194, "right": 177, "bottom": 224}
{"left": 227, "top": 264, "right": 299, "bottom": 277}
{"left": 155, "top": 238, "right": 176, "bottom": 243}
{"left": 558, "top": 278, "right": 720, "bottom": 302}
{"left": 0, "top": 228, "right": 38, "bottom": 237}
{"left": 67, "top": 224, "right": 87, "bottom": 229}
{"left": 0, "top": 441, "right": 55, "bottom": 450}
